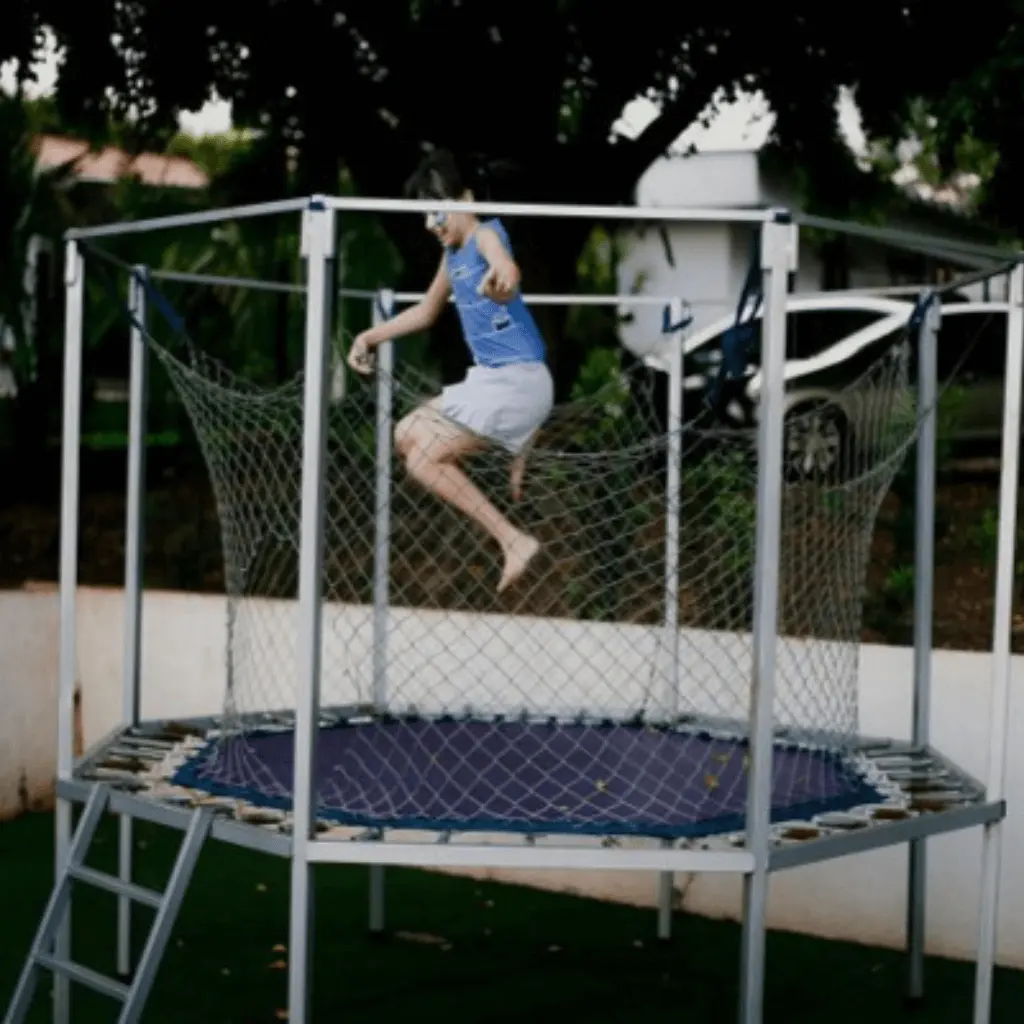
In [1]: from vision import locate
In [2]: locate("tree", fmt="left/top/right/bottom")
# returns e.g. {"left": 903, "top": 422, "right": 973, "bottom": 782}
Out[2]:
{"left": 0, "top": 90, "right": 78, "bottom": 462}
{"left": 4, "top": 2, "right": 1021, "bottom": 391}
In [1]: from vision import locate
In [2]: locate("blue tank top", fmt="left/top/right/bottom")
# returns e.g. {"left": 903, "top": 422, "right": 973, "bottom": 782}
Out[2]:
{"left": 444, "top": 219, "right": 546, "bottom": 368}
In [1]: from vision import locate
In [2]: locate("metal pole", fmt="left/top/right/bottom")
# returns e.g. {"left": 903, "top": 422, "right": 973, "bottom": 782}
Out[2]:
{"left": 65, "top": 196, "right": 311, "bottom": 241}
{"left": 795, "top": 212, "right": 1020, "bottom": 265}
{"left": 657, "top": 328, "right": 684, "bottom": 940}
{"left": 54, "top": 239, "right": 86, "bottom": 1024}
{"left": 117, "top": 266, "right": 150, "bottom": 978}
{"left": 369, "top": 288, "right": 395, "bottom": 937}
{"left": 907, "top": 291, "right": 940, "bottom": 1003}
{"left": 54, "top": 240, "right": 87, "bottom": 1024}
{"left": 739, "top": 213, "right": 794, "bottom": 1024}
{"left": 324, "top": 193, "right": 769, "bottom": 224}
{"left": 288, "top": 197, "right": 336, "bottom": 1024}
{"left": 972, "top": 259, "right": 1024, "bottom": 1024}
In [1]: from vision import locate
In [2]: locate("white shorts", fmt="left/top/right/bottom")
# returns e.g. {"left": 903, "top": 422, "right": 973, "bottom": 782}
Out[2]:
{"left": 440, "top": 361, "right": 554, "bottom": 454}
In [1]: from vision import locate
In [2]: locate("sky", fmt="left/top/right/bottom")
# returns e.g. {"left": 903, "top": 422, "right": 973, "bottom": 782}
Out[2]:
{"left": 1, "top": 28, "right": 869, "bottom": 157}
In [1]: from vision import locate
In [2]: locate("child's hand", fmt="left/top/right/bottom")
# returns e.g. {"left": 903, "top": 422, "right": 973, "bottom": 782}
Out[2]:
{"left": 478, "top": 263, "right": 517, "bottom": 303}
{"left": 347, "top": 331, "right": 376, "bottom": 375}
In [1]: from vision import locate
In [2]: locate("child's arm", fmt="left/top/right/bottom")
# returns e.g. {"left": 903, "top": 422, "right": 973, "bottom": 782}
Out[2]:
{"left": 475, "top": 226, "right": 521, "bottom": 303}
{"left": 349, "top": 259, "right": 449, "bottom": 373}
{"left": 365, "top": 259, "right": 450, "bottom": 346}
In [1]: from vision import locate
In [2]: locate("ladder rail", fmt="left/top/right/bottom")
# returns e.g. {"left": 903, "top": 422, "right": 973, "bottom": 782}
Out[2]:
{"left": 4, "top": 785, "right": 110, "bottom": 1024}
{"left": 117, "top": 805, "right": 213, "bottom": 1024}
{"left": 3, "top": 784, "right": 212, "bottom": 1024}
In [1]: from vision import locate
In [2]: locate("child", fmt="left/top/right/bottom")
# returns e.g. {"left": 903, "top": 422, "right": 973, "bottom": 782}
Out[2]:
{"left": 347, "top": 149, "right": 553, "bottom": 594}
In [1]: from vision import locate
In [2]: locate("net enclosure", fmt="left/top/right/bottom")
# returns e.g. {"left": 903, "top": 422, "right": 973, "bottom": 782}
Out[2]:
{"left": 81, "top": 232, "right": 916, "bottom": 842}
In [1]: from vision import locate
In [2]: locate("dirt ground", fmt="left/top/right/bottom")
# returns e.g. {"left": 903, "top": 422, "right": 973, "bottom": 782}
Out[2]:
{"left": 1, "top": 446, "right": 1021, "bottom": 653}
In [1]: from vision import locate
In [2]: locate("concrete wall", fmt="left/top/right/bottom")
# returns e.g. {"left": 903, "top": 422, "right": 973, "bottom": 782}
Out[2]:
{"left": 2, "top": 584, "right": 1022, "bottom": 969}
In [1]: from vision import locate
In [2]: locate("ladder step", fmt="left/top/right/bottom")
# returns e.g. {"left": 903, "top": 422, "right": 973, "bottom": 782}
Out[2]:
{"left": 34, "top": 953, "right": 130, "bottom": 1001}
{"left": 67, "top": 864, "right": 164, "bottom": 908}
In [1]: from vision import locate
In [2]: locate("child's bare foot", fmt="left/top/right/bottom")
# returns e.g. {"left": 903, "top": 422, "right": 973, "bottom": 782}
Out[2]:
{"left": 497, "top": 533, "right": 540, "bottom": 593}
{"left": 510, "top": 454, "right": 526, "bottom": 502}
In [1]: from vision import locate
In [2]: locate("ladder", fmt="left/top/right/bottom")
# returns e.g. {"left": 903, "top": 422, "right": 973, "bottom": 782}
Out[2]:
{"left": 4, "top": 784, "right": 213, "bottom": 1024}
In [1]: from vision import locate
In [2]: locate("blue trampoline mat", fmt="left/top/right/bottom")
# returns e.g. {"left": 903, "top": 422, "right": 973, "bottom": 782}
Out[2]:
{"left": 171, "top": 717, "right": 885, "bottom": 839}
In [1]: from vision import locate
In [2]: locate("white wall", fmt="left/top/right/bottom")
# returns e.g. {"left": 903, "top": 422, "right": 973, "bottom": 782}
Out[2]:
{"left": 2, "top": 583, "right": 1022, "bottom": 970}
{"left": 0, "top": 587, "right": 61, "bottom": 814}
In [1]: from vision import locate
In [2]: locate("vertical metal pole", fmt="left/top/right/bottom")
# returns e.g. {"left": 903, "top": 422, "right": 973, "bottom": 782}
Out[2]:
{"left": 907, "top": 291, "right": 940, "bottom": 1003}
{"left": 972, "top": 259, "right": 1024, "bottom": 1024}
{"left": 371, "top": 289, "right": 394, "bottom": 709}
{"left": 657, "top": 329, "right": 684, "bottom": 940}
{"left": 117, "top": 266, "right": 150, "bottom": 978}
{"left": 370, "top": 288, "right": 393, "bottom": 937}
{"left": 288, "top": 197, "right": 336, "bottom": 1024}
{"left": 55, "top": 240, "right": 86, "bottom": 1024}
{"left": 738, "top": 213, "right": 793, "bottom": 1024}
{"left": 369, "top": 288, "right": 394, "bottom": 937}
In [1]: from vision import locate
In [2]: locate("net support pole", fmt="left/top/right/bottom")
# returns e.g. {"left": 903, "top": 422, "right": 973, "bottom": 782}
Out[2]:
{"left": 369, "top": 288, "right": 395, "bottom": 937}
{"left": 288, "top": 197, "right": 336, "bottom": 1024}
{"left": 55, "top": 239, "right": 86, "bottom": 1024}
{"left": 906, "top": 290, "right": 940, "bottom": 1002}
{"left": 372, "top": 288, "right": 395, "bottom": 708}
{"left": 972, "top": 258, "right": 1024, "bottom": 1024}
{"left": 657, "top": 328, "right": 685, "bottom": 941}
{"left": 117, "top": 265, "right": 150, "bottom": 979}
{"left": 739, "top": 212, "right": 794, "bottom": 1024}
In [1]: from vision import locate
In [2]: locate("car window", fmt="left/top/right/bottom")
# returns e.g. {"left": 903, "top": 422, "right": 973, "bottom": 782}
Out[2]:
{"left": 786, "top": 309, "right": 886, "bottom": 360}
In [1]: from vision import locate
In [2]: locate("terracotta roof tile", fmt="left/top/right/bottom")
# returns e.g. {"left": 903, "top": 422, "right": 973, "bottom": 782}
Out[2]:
{"left": 32, "top": 134, "right": 209, "bottom": 189}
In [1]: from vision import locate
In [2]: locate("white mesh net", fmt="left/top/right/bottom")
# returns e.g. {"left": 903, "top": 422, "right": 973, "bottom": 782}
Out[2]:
{"left": 85, "top": 243, "right": 920, "bottom": 838}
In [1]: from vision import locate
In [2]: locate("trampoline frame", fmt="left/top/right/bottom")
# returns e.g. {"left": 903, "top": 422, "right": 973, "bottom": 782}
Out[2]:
{"left": 27, "top": 192, "right": 1023, "bottom": 1024}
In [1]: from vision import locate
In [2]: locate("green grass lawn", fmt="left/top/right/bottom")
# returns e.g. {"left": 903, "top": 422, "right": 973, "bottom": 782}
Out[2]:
{"left": 1, "top": 810, "right": 1021, "bottom": 1023}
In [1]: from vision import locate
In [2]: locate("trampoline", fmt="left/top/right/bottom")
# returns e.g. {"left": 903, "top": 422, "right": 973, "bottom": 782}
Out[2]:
{"left": 170, "top": 717, "right": 886, "bottom": 838}
{"left": 7, "top": 192, "right": 1019, "bottom": 1024}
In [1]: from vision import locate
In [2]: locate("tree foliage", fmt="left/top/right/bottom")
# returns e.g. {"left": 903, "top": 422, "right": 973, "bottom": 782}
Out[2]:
{"left": 4, "top": 1, "right": 1024, "bottom": 395}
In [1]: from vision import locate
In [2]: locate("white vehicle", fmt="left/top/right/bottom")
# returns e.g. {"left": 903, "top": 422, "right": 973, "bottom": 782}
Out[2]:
{"left": 645, "top": 294, "right": 1012, "bottom": 479}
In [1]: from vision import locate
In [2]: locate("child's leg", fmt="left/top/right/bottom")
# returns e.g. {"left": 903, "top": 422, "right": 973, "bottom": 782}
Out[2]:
{"left": 395, "top": 401, "right": 540, "bottom": 592}
{"left": 509, "top": 428, "right": 539, "bottom": 502}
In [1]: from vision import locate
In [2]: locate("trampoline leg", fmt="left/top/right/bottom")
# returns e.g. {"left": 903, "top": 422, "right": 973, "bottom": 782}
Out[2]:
{"left": 117, "top": 816, "right": 134, "bottom": 977}
{"left": 369, "top": 866, "right": 386, "bottom": 935}
{"left": 656, "top": 871, "right": 673, "bottom": 941}
{"left": 739, "top": 867, "right": 770, "bottom": 1024}
{"left": 906, "top": 290, "right": 939, "bottom": 1006}
{"left": 906, "top": 841, "right": 927, "bottom": 1003}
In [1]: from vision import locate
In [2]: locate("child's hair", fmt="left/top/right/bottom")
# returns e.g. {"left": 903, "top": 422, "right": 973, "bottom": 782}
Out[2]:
{"left": 405, "top": 148, "right": 468, "bottom": 201}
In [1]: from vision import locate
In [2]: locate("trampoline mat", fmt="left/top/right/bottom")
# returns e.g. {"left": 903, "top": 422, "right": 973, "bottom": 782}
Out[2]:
{"left": 171, "top": 717, "right": 885, "bottom": 839}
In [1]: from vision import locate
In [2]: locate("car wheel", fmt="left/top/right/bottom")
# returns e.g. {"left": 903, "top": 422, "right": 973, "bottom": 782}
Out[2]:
{"left": 783, "top": 399, "right": 850, "bottom": 482}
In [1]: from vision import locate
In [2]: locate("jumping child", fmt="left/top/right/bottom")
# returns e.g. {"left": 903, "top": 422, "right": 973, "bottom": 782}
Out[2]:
{"left": 347, "top": 149, "right": 553, "bottom": 593}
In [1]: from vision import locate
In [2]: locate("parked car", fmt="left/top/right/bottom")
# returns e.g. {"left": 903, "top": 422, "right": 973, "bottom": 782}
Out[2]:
{"left": 643, "top": 295, "right": 1014, "bottom": 480}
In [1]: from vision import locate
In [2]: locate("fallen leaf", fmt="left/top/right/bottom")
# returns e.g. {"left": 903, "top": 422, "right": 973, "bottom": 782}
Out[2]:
{"left": 395, "top": 931, "right": 448, "bottom": 946}
{"left": 272, "top": 944, "right": 287, "bottom": 953}
{"left": 269, "top": 960, "right": 287, "bottom": 970}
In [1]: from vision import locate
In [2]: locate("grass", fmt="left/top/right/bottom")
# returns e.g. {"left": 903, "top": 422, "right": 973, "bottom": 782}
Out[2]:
{"left": 1, "top": 812, "right": 1022, "bottom": 1022}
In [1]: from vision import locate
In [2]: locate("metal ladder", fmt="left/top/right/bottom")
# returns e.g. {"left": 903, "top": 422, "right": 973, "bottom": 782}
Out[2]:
{"left": 4, "top": 784, "right": 213, "bottom": 1024}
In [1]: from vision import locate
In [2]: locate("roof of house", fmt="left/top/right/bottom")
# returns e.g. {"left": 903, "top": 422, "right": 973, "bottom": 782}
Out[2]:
{"left": 33, "top": 134, "right": 209, "bottom": 189}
